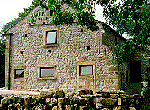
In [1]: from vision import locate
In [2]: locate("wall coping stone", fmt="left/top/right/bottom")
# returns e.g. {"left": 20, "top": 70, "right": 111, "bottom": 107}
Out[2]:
{"left": 0, "top": 90, "right": 40, "bottom": 96}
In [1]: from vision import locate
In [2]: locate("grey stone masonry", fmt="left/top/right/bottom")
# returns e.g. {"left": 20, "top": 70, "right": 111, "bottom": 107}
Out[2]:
{"left": 5, "top": 4, "right": 123, "bottom": 94}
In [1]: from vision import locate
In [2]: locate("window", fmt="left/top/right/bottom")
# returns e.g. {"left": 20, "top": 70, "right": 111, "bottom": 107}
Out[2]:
{"left": 79, "top": 65, "right": 93, "bottom": 76}
{"left": 24, "top": 34, "right": 27, "bottom": 37}
{"left": 87, "top": 46, "right": 90, "bottom": 51}
{"left": 46, "top": 30, "right": 57, "bottom": 44}
{"left": 20, "top": 51, "right": 24, "bottom": 55}
{"left": 14, "top": 69, "right": 24, "bottom": 79}
{"left": 44, "top": 29, "right": 59, "bottom": 47}
{"left": 40, "top": 67, "right": 54, "bottom": 77}
{"left": 77, "top": 61, "right": 96, "bottom": 91}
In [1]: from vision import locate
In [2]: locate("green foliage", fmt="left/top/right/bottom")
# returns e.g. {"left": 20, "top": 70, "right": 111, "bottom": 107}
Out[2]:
{"left": 27, "top": 17, "right": 36, "bottom": 25}
{"left": 1, "top": 18, "right": 20, "bottom": 33}
{"left": 54, "top": 90, "right": 65, "bottom": 98}
{"left": 77, "top": 11, "right": 99, "bottom": 31}
{"left": 47, "top": 0, "right": 98, "bottom": 31}
{"left": 51, "top": 11, "right": 74, "bottom": 25}
{"left": 98, "top": 0, "right": 150, "bottom": 64}
{"left": 99, "top": 0, "right": 150, "bottom": 101}
{"left": 63, "top": 0, "right": 72, "bottom": 4}
{"left": 112, "top": 39, "right": 139, "bottom": 64}
{"left": 78, "top": 89, "right": 93, "bottom": 95}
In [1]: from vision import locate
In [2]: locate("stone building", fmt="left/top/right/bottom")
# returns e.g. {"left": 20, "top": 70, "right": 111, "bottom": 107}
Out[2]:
{"left": 4, "top": 2, "right": 149, "bottom": 95}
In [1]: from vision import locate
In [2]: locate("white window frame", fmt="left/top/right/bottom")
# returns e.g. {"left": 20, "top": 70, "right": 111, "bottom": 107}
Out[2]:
{"left": 44, "top": 29, "right": 59, "bottom": 47}
{"left": 46, "top": 30, "right": 57, "bottom": 44}
{"left": 79, "top": 65, "right": 93, "bottom": 76}
{"left": 40, "top": 67, "right": 55, "bottom": 78}
{"left": 37, "top": 65, "right": 57, "bottom": 80}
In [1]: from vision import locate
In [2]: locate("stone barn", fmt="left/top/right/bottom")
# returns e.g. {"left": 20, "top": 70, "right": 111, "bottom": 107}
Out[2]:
{"left": 4, "top": 2, "right": 149, "bottom": 95}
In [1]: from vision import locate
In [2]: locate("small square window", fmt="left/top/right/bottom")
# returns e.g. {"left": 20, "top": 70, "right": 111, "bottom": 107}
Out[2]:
{"left": 24, "top": 34, "right": 27, "bottom": 37}
{"left": 40, "top": 67, "right": 54, "bottom": 77}
{"left": 14, "top": 69, "right": 24, "bottom": 79}
{"left": 87, "top": 46, "right": 90, "bottom": 51}
{"left": 20, "top": 51, "right": 24, "bottom": 55}
{"left": 46, "top": 30, "right": 57, "bottom": 44}
{"left": 48, "top": 50, "right": 51, "bottom": 53}
{"left": 79, "top": 65, "right": 93, "bottom": 76}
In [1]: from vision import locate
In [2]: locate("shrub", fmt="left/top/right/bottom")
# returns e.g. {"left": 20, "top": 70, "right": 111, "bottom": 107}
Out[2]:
{"left": 79, "top": 89, "right": 93, "bottom": 95}
{"left": 54, "top": 90, "right": 65, "bottom": 98}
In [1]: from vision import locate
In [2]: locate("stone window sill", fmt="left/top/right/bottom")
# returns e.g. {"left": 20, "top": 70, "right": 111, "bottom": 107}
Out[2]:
{"left": 44, "top": 44, "right": 59, "bottom": 48}
{"left": 37, "top": 76, "right": 57, "bottom": 80}
{"left": 79, "top": 75, "right": 94, "bottom": 78}
{"left": 14, "top": 78, "right": 24, "bottom": 81}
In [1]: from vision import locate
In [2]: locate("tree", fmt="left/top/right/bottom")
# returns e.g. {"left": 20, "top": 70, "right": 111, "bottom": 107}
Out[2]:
{"left": 97, "top": 0, "right": 150, "bottom": 64}
{"left": 97, "top": 1, "right": 149, "bottom": 105}
{"left": 98, "top": 1, "right": 150, "bottom": 98}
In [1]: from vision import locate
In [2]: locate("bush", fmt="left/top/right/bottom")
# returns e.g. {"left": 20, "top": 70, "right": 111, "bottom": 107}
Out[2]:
{"left": 54, "top": 90, "right": 65, "bottom": 98}
{"left": 79, "top": 89, "right": 93, "bottom": 95}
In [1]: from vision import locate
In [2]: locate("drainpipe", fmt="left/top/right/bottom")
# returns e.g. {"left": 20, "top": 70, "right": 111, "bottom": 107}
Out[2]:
{"left": 8, "top": 33, "right": 13, "bottom": 90}
{"left": 3, "top": 33, "right": 13, "bottom": 90}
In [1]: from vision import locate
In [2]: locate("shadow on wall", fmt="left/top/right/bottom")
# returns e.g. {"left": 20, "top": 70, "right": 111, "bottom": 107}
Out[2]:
{"left": 0, "top": 55, "right": 5, "bottom": 88}
{"left": 119, "top": 60, "right": 142, "bottom": 95}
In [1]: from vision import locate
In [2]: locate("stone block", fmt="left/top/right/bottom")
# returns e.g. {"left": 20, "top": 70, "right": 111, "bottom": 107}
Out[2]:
{"left": 108, "top": 66, "right": 118, "bottom": 71}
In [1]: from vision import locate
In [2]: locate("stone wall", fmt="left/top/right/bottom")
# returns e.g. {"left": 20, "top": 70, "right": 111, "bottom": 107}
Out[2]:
{"left": 5, "top": 5, "right": 121, "bottom": 94}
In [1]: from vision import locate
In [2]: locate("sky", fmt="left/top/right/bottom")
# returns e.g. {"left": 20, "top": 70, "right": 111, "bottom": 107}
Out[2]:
{"left": 0, "top": 0, "right": 104, "bottom": 32}
{"left": 0, "top": 0, "right": 131, "bottom": 39}
{"left": 0, "top": 0, "right": 33, "bottom": 32}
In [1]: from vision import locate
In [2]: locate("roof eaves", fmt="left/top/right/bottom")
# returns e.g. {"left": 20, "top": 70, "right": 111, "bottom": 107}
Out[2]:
{"left": 101, "top": 22, "right": 126, "bottom": 41}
